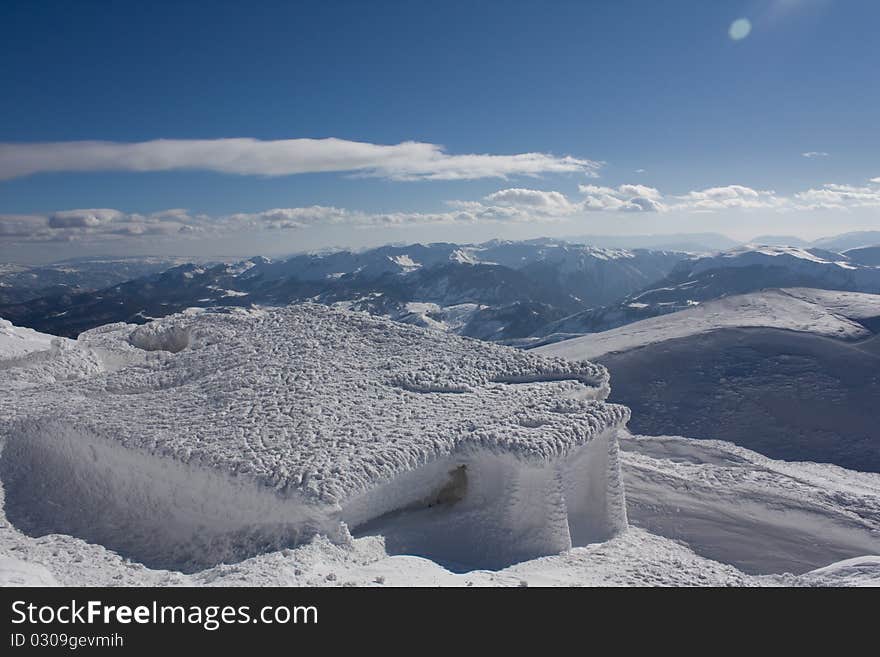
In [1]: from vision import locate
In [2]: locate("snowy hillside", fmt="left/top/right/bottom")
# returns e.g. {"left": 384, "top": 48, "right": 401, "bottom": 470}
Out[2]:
{"left": 526, "top": 245, "right": 880, "bottom": 345}
{"left": 536, "top": 289, "right": 880, "bottom": 471}
{"left": 629, "top": 244, "right": 880, "bottom": 306}
{"left": 535, "top": 288, "right": 880, "bottom": 361}
{"left": 846, "top": 246, "right": 880, "bottom": 267}
{"left": 812, "top": 231, "right": 880, "bottom": 252}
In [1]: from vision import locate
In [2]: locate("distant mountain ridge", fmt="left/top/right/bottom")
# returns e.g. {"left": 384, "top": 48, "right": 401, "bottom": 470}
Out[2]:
{"left": 0, "top": 239, "right": 687, "bottom": 339}
{"left": 524, "top": 243, "right": 880, "bottom": 345}
{"left": 4, "top": 231, "right": 880, "bottom": 342}
{"left": 0, "top": 256, "right": 211, "bottom": 305}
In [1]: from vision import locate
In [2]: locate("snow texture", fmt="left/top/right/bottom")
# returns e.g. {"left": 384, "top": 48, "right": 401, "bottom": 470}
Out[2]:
{"left": 0, "top": 304, "right": 628, "bottom": 571}
{"left": 1, "top": 433, "right": 876, "bottom": 586}
{"left": 1, "top": 304, "right": 877, "bottom": 585}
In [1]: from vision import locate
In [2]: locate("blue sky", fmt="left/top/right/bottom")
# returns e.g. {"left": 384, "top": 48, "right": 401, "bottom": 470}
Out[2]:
{"left": 1, "top": 0, "right": 878, "bottom": 261}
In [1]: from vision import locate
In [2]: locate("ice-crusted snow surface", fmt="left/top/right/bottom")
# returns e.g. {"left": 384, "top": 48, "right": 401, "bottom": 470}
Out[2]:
{"left": 536, "top": 288, "right": 880, "bottom": 361}
{"left": 1, "top": 433, "right": 877, "bottom": 586}
{"left": 6, "top": 304, "right": 622, "bottom": 502}
{"left": 1, "top": 305, "right": 629, "bottom": 571}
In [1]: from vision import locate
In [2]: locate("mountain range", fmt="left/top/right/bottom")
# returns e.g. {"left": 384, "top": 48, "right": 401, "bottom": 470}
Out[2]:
{"left": 0, "top": 240, "right": 687, "bottom": 339}
{"left": 3, "top": 232, "right": 880, "bottom": 347}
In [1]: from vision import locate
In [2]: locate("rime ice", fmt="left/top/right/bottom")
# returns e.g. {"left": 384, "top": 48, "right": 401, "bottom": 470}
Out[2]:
{"left": 1, "top": 304, "right": 629, "bottom": 570}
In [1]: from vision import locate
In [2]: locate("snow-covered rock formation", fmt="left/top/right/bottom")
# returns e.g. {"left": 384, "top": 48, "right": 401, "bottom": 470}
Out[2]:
{"left": 0, "top": 304, "right": 629, "bottom": 572}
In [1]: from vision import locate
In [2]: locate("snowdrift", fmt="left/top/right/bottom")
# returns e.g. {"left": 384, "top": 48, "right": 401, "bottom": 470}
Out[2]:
{"left": 0, "top": 305, "right": 629, "bottom": 571}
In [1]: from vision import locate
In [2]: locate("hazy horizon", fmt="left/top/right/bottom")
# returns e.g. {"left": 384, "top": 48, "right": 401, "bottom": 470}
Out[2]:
{"left": 6, "top": 226, "right": 880, "bottom": 267}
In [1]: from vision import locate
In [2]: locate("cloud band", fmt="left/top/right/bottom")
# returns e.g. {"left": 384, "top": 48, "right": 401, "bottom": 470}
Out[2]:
{"left": 0, "top": 138, "right": 600, "bottom": 182}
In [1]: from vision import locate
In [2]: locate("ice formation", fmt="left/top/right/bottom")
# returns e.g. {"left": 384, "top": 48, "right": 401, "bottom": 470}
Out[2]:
{"left": 0, "top": 304, "right": 629, "bottom": 571}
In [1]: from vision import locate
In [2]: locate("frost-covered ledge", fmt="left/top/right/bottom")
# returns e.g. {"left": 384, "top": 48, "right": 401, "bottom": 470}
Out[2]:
{"left": 1, "top": 304, "right": 630, "bottom": 571}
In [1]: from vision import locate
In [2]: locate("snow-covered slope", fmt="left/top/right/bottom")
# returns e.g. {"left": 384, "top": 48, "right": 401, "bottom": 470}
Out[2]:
{"left": 690, "top": 244, "right": 858, "bottom": 273}
{"left": 537, "top": 289, "right": 880, "bottom": 472}
{"left": 526, "top": 246, "right": 880, "bottom": 344}
{"left": 812, "top": 230, "right": 880, "bottom": 252}
{"left": 845, "top": 245, "right": 880, "bottom": 267}
{"left": 633, "top": 244, "right": 880, "bottom": 302}
{"left": 620, "top": 434, "right": 880, "bottom": 574}
{"left": 535, "top": 288, "right": 880, "bottom": 361}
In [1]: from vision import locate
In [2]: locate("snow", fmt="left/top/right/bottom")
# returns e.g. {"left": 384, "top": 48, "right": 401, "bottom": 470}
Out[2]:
{"left": 681, "top": 245, "right": 880, "bottom": 292}
{"left": 388, "top": 254, "right": 420, "bottom": 270}
{"left": 206, "top": 285, "right": 249, "bottom": 298}
{"left": 730, "top": 244, "right": 838, "bottom": 265}
{"left": 1, "top": 306, "right": 877, "bottom": 586}
{"left": 535, "top": 289, "right": 880, "bottom": 361}
{"left": 397, "top": 302, "right": 485, "bottom": 334}
{"left": 782, "top": 287, "right": 880, "bottom": 320}
{"left": 449, "top": 248, "right": 481, "bottom": 265}
{"left": 0, "top": 557, "right": 59, "bottom": 586}
{"left": 1, "top": 304, "right": 628, "bottom": 571}
{"left": 620, "top": 433, "right": 880, "bottom": 574}
{"left": 0, "top": 318, "right": 66, "bottom": 359}
{"left": 798, "top": 556, "right": 880, "bottom": 587}
{"left": 1, "top": 430, "right": 876, "bottom": 586}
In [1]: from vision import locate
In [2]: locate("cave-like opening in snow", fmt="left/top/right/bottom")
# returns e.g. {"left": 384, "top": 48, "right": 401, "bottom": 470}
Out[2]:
{"left": 347, "top": 432, "right": 628, "bottom": 572}
{"left": 128, "top": 324, "right": 191, "bottom": 353}
{"left": 1, "top": 418, "right": 627, "bottom": 573}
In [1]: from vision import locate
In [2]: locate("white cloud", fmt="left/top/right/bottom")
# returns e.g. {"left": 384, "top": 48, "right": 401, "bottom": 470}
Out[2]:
{"left": 227, "top": 206, "right": 353, "bottom": 230}
{"left": 794, "top": 181, "right": 880, "bottom": 209}
{"left": 674, "top": 185, "right": 784, "bottom": 211}
{"left": 483, "top": 188, "right": 578, "bottom": 214}
{"left": 802, "top": 151, "right": 829, "bottom": 159}
{"left": 48, "top": 208, "right": 125, "bottom": 228}
{"left": 617, "top": 184, "right": 663, "bottom": 201}
{"left": 0, "top": 138, "right": 601, "bottom": 182}
{"left": 578, "top": 184, "right": 665, "bottom": 212}
{"left": 6, "top": 177, "right": 880, "bottom": 245}
{"left": 1, "top": 208, "right": 210, "bottom": 243}
{"left": 0, "top": 215, "right": 52, "bottom": 239}
{"left": 233, "top": 205, "right": 491, "bottom": 229}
